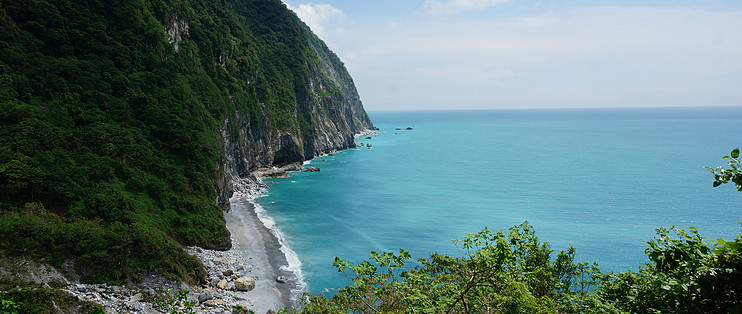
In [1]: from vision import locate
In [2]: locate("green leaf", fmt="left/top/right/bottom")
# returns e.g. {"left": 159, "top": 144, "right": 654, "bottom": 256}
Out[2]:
{"left": 732, "top": 148, "right": 740, "bottom": 159}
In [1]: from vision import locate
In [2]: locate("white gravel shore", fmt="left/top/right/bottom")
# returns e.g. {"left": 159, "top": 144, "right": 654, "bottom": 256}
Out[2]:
{"left": 58, "top": 192, "right": 302, "bottom": 313}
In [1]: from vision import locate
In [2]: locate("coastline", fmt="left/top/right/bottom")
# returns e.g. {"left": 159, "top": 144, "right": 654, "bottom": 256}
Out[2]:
{"left": 177, "top": 188, "right": 305, "bottom": 313}
{"left": 222, "top": 195, "right": 305, "bottom": 310}
{"left": 56, "top": 140, "right": 370, "bottom": 312}
{"left": 57, "top": 176, "right": 307, "bottom": 313}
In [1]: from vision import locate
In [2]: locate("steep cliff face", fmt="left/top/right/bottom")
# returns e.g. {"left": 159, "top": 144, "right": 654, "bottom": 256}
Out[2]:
{"left": 214, "top": 2, "right": 374, "bottom": 208}
{"left": 0, "top": 0, "right": 371, "bottom": 283}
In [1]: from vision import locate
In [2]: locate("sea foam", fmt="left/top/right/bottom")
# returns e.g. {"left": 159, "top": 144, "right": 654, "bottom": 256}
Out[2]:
{"left": 249, "top": 197, "right": 307, "bottom": 305}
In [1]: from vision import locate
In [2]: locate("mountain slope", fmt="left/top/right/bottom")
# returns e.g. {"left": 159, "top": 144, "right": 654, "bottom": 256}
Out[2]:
{"left": 0, "top": 0, "right": 372, "bottom": 284}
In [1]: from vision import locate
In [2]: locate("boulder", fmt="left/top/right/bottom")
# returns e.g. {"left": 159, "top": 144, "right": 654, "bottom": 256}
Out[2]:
{"left": 212, "top": 256, "right": 228, "bottom": 265}
{"left": 276, "top": 276, "right": 288, "bottom": 284}
{"left": 217, "top": 279, "right": 229, "bottom": 290}
{"left": 198, "top": 291, "right": 213, "bottom": 303}
{"left": 130, "top": 292, "right": 144, "bottom": 302}
{"left": 366, "top": 143, "right": 372, "bottom": 147}
{"left": 234, "top": 277, "right": 255, "bottom": 291}
{"left": 223, "top": 269, "right": 234, "bottom": 277}
{"left": 213, "top": 242, "right": 232, "bottom": 251}
{"left": 406, "top": 127, "right": 413, "bottom": 130}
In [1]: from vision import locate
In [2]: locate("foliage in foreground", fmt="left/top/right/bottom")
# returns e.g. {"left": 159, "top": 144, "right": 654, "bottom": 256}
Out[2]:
{"left": 705, "top": 147, "right": 742, "bottom": 191}
{"left": 300, "top": 222, "right": 615, "bottom": 313}
{"left": 297, "top": 222, "right": 741, "bottom": 313}
{"left": 602, "top": 226, "right": 742, "bottom": 313}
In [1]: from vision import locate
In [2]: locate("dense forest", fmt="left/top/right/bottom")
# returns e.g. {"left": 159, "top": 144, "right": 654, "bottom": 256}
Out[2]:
{"left": 0, "top": 0, "right": 370, "bottom": 286}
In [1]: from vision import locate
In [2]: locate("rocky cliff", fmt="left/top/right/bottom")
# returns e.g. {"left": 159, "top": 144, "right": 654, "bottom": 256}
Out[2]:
{"left": 0, "top": 0, "right": 371, "bottom": 284}
{"left": 217, "top": 20, "right": 374, "bottom": 209}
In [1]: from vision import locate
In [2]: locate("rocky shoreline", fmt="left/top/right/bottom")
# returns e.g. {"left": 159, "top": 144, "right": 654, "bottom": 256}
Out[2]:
{"left": 2, "top": 153, "right": 378, "bottom": 313}
{"left": 56, "top": 200, "right": 299, "bottom": 314}
{"left": 0, "top": 177, "right": 300, "bottom": 313}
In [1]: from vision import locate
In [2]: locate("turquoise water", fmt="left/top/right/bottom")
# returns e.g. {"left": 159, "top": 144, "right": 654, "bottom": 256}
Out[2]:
{"left": 258, "top": 107, "right": 742, "bottom": 294}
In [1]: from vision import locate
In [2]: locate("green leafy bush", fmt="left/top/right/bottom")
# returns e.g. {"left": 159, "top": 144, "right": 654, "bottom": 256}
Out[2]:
{"left": 601, "top": 226, "right": 742, "bottom": 313}
{"left": 296, "top": 222, "right": 740, "bottom": 313}
{"left": 301, "top": 222, "right": 616, "bottom": 313}
{"left": 705, "top": 147, "right": 742, "bottom": 190}
{"left": 0, "top": 285, "right": 103, "bottom": 314}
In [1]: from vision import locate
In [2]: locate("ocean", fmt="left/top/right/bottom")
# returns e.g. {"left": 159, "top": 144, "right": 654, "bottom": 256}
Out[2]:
{"left": 256, "top": 107, "right": 742, "bottom": 295}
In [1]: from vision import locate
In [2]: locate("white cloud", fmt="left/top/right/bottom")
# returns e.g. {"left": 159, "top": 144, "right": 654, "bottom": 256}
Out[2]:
{"left": 282, "top": 2, "right": 345, "bottom": 37}
{"left": 348, "top": 6, "right": 742, "bottom": 69}
{"left": 413, "top": 66, "right": 517, "bottom": 82}
{"left": 422, "top": 0, "right": 510, "bottom": 16}
{"left": 331, "top": 6, "right": 742, "bottom": 109}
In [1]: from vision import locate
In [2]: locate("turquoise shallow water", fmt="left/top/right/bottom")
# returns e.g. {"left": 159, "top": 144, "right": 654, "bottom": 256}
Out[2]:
{"left": 258, "top": 107, "right": 742, "bottom": 294}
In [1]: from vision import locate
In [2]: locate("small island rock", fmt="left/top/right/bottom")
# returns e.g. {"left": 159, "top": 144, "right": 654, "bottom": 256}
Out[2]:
{"left": 302, "top": 166, "right": 320, "bottom": 172}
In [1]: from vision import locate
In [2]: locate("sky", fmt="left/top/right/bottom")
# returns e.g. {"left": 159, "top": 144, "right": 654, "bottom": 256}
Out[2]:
{"left": 281, "top": 0, "right": 742, "bottom": 111}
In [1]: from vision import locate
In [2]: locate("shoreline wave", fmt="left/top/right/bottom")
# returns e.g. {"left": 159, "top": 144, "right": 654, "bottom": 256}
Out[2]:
{"left": 248, "top": 196, "right": 308, "bottom": 306}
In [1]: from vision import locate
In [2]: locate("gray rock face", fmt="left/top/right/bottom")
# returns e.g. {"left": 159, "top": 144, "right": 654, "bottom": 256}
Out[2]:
{"left": 216, "top": 30, "right": 374, "bottom": 206}
{"left": 197, "top": 291, "right": 213, "bottom": 303}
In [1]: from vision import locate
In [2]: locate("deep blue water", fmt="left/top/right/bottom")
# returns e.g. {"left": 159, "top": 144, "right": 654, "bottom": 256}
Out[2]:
{"left": 257, "top": 107, "right": 742, "bottom": 295}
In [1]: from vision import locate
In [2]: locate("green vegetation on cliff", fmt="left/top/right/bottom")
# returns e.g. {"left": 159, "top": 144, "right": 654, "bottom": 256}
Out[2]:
{"left": 0, "top": 0, "right": 370, "bottom": 284}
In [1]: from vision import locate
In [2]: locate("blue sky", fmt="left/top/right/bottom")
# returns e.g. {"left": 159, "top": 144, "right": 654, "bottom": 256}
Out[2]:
{"left": 282, "top": 1, "right": 742, "bottom": 111}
